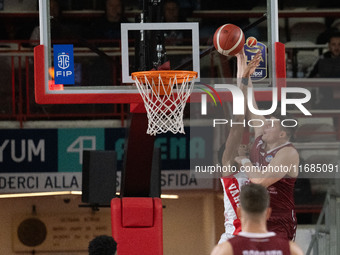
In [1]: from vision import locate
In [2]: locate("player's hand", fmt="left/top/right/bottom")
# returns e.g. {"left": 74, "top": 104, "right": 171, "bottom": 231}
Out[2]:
{"left": 236, "top": 48, "right": 246, "bottom": 59}
{"left": 243, "top": 50, "right": 261, "bottom": 78}
{"left": 234, "top": 156, "right": 248, "bottom": 165}
{"left": 238, "top": 144, "right": 249, "bottom": 156}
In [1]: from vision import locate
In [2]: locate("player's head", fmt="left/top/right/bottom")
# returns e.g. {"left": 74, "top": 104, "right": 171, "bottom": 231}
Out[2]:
{"left": 50, "top": 0, "right": 61, "bottom": 19}
{"left": 88, "top": 235, "right": 117, "bottom": 255}
{"left": 163, "top": 0, "right": 180, "bottom": 22}
{"left": 105, "top": 0, "right": 124, "bottom": 23}
{"left": 328, "top": 32, "right": 340, "bottom": 57}
{"left": 262, "top": 109, "right": 296, "bottom": 143}
{"left": 239, "top": 183, "right": 270, "bottom": 219}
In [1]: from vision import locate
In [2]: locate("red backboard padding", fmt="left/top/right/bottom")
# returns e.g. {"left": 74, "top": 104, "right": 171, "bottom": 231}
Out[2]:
{"left": 33, "top": 45, "right": 142, "bottom": 104}
{"left": 122, "top": 197, "right": 154, "bottom": 227}
{"left": 111, "top": 197, "right": 163, "bottom": 255}
{"left": 275, "top": 42, "right": 286, "bottom": 80}
{"left": 34, "top": 43, "right": 286, "bottom": 105}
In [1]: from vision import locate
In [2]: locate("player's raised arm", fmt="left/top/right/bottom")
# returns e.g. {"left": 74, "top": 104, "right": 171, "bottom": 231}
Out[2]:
{"left": 239, "top": 146, "right": 299, "bottom": 187}
{"left": 221, "top": 121, "right": 244, "bottom": 174}
{"left": 221, "top": 50, "right": 263, "bottom": 174}
{"left": 220, "top": 50, "right": 250, "bottom": 175}
{"left": 238, "top": 50, "right": 266, "bottom": 139}
{"left": 235, "top": 112, "right": 299, "bottom": 187}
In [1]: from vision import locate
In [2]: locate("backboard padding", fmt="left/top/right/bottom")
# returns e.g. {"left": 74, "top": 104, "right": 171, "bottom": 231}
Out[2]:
{"left": 34, "top": 42, "right": 286, "bottom": 104}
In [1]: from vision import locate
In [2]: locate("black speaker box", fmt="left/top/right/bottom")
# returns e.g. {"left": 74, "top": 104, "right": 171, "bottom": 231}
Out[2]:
{"left": 82, "top": 150, "right": 117, "bottom": 205}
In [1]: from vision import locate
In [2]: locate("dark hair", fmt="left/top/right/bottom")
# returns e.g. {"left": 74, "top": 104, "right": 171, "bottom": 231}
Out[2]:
{"left": 88, "top": 235, "right": 117, "bottom": 255}
{"left": 329, "top": 31, "right": 340, "bottom": 41}
{"left": 240, "top": 183, "right": 269, "bottom": 214}
{"left": 105, "top": 0, "right": 125, "bottom": 15}
{"left": 268, "top": 108, "right": 297, "bottom": 140}
{"left": 163, "top": 0, "right": 180, "bottom": 7}
{"left": 50, "top": 0, "right": 63, "bottom": 17}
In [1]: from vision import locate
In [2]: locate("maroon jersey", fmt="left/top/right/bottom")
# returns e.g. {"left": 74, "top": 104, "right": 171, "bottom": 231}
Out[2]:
{"left": 250, "top": 135, "right": 297, "bottom": 240}
{"left": 229, "top": 232, "right": 290, "bottom": 255}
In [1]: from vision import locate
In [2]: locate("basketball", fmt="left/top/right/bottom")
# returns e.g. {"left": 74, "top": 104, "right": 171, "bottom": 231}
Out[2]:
{"left": 246, "top": 37, "right": 257, "bottom": 48}
{"left": 213, "top": 24, "right": 245, "bottom": 56}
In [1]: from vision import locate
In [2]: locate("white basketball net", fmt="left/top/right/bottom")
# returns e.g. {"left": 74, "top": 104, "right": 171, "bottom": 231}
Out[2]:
{"left": 133, "top": 72, "right": 196, "bottom": 136}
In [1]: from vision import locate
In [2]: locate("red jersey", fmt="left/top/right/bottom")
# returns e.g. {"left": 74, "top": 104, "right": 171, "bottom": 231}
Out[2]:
{"left": 228, "top": 232, "right": 290, "bottom": 255}
{"left": 219, "top": 172, "right": 249, "bottom": 243}
{"left": 250, "top": 135, "right": 297, "bottom": 240}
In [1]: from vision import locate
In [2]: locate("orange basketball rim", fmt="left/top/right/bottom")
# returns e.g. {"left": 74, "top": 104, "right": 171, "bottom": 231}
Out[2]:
{"left": 131, "top": 70, "right": 198, "bottom": 135}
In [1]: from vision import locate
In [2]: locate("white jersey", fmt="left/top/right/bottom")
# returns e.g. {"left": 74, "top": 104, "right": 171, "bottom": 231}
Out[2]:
{"left": 218, "top": 172, "right": 249, "bottom": 244}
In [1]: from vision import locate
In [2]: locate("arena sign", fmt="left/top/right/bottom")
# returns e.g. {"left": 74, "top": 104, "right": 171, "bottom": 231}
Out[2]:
{"left": 0, "top": 127, "right": 213, "bottom": 193}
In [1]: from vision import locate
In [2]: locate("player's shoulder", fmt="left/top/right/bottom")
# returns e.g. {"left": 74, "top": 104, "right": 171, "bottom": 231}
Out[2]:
{"left": 210, "top": 241, "right": 233, "bottom": 255}
{"left": 274, "top": 146, "right": 299, "bottom": 177}
{"left": 276, "top": 146, "right": 299, "bottom": 159}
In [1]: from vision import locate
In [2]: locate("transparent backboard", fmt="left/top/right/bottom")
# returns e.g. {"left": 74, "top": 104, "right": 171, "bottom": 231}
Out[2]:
{"left": 34, "top": 0, "right": 285, "bottom": 104}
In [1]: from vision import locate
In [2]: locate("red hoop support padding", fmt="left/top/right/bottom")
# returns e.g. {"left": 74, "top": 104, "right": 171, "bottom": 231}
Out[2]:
{"left": 111, "top": 197, "right": 163, "bottom": 255}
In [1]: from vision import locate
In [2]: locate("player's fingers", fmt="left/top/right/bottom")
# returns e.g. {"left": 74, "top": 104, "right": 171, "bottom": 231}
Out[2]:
{"left": 249, "top": 56, "right": 261, "bottom": 65}
{"left": 252, "top": 51, "right": 262, "bottom": 62}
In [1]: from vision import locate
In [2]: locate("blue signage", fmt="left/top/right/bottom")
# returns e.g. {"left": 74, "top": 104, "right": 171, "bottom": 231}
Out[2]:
{"left": 0, "top": 129, "right": 58, "bottom": 173}
{"left": 244, "top": 41, "right": 267, "bottom": 81}
{"left": 58, "top": 128, "right": 105, "bottom": 172}
{"left": 0, "top": 128, "right": 211, "bottom": 173}
{"left": 53, "top": 44, "right": 75, "bottom": 85}
{"left": 105, "top": 128, "right": 198, "bottom": 170}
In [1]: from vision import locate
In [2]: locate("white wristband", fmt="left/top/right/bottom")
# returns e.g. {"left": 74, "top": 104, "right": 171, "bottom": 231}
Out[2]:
{"left": 241, "top": 158, "right": 251, "bottom": 166}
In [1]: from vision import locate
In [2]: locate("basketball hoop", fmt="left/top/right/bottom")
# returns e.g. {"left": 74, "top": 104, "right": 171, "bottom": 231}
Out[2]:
{"left": 132, "top": 70, "right": 197, "bottom": 136}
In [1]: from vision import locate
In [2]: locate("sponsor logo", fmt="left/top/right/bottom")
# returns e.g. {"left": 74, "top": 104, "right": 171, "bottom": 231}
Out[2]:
{"left": 265, "top": 155, "right": 273, "bottom": 163}
{"left": 53, "top": 44, "right": 75, "bottom": 84}
{"left": 57, "top": 52, "right": 70, "bottom": 69}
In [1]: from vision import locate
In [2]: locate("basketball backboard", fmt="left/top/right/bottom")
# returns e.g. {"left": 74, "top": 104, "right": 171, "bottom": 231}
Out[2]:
{"left": 34, "top": 0, "right": 286, "bottom": 105}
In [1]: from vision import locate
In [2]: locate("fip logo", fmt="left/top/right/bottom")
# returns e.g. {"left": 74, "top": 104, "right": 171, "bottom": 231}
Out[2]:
{"left": 53, "top": 44, "right": 75, "bottom": 85}
{"left": 57, "top": 52, "right": 70, "bottom": 70}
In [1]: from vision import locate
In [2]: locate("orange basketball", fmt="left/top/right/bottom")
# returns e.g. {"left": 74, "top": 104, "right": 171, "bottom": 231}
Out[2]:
{"left": 213, "top": 24, "right": 245, "bottom": 56}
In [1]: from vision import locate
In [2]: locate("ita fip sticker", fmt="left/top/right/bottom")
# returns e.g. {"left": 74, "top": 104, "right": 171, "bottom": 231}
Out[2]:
{"left": 53, "top": 44, "right": 75, "bottom": 85}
